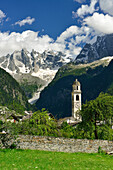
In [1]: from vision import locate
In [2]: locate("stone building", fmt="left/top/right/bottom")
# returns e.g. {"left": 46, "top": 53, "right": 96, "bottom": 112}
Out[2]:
{"left": 72, "top": 79, "right": 81, "bottom": 121}
{"left": 58, "top": 79, "right": 82, "bottom": 125}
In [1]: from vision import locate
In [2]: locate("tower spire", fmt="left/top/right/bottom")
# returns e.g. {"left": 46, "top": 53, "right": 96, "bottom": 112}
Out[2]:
{"left": 72, "top": 79, "right": 81, "bottom": 121}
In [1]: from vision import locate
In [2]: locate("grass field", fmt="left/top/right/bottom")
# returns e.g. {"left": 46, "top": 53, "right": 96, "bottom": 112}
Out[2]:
{"left": 0, "top": 149, "right": 113, "bottom": 170}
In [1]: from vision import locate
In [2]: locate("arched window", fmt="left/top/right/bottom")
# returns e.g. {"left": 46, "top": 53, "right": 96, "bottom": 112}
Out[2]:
{"left": 76, "top": 95, "right": 79, "bottom": 101}
{"left": 77, "top": 86, "right": 78, "bottom": 90}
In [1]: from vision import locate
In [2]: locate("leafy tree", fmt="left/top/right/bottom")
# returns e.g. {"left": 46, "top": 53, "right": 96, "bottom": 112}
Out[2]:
{"left": 78, "top": 93, "right": 113, "bottom": 140}
{"left": 18, "top": 109, "right": 58, "bottom": 136}
{"left": 30, "top": 109, "right": 52, "bottom": 125}
{"left": 60, "top": 122, "right": 74, "bottom": 138}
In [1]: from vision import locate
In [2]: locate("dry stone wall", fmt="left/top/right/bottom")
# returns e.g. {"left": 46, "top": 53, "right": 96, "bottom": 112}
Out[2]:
{"left": 0, "top": 135, "right": 113, "bottom": 153}
{"left": 15, "top": 135, "right": 113, "bottom": 153}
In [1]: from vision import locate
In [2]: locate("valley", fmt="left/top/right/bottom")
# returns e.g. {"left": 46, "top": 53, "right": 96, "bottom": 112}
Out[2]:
{"left": 1, "top": 34, "right": 113, "bottom": 117}
{"left": 1, "top": 1, "right": 113, "bottom": 169}
{"left": 0, "top": 33, "right": 113, "bottom": 146}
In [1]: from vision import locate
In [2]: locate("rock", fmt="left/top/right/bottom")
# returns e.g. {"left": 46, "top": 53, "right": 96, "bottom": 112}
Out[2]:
{"left": 107, "top": 151, "right": 113, "bottom": 155}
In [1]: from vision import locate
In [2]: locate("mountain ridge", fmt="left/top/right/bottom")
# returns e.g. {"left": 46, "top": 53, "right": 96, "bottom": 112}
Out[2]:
{"left": 76, "top": 34, "right": 113, "bottom": 63}
{"left": 0, "top": 49, "right": 70, "bottom": 75}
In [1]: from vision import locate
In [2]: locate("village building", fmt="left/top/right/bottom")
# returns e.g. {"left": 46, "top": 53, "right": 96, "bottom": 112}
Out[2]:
{"left": 58, "top": 79, "right": 82, "bottom": 126}
{"left": 71, "top": 79, "right": 82, "bottom": 121}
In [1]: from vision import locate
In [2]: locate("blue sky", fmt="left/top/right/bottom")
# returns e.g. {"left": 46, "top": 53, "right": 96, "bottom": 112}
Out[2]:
{"left": 0, "top": 0, "right": 113, "bottom": 58}
{"left": 0, "top": 0, "right": 81, "bottom": 38}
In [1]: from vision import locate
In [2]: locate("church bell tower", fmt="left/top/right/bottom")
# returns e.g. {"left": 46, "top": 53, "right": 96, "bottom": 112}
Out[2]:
{"left": 72, "top": 79, "right": 81, "bottom": 121}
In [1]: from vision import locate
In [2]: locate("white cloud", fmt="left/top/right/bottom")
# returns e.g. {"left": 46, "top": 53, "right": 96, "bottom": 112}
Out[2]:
{"left": 0, "top": 29, "right": 71, "bottom": 57}
{"left": 74, "top": 0, "right": 86, "bottom": 3}
{"left": 0, "top": 30, "right": 53, "bottom": 56}
{"left": 76, "top": 0, "right": 98, "bottom": 18}
{"left": 99, "top": 0, "right": 113, "bottom": 16}
{"left": 84, "top": 12, "right": 113, "bottom": 34}
{"left": 0, "top": 25, "right": 94, "bottom": 58}
{"left": 0, "top": 10, "right": 6, "bottom": 22}
{"left": 14, "top": 16, "right": 35, "bottom": 27}
{"left": 72, "top": 11, "right": 77, "bottom": 19}
{"left": 56, "top": 26, "right": 81, "bottom": 43}
{"left": 55, "top": 25, "right": 93, "bottom": 57}
{"left": 56, "top": 25, "right": 91, "bottom": 43}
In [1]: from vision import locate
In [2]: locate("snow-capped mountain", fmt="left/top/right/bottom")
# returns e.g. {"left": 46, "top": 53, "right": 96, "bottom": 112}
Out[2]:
{"left": 0, "top": 48, "right": 69, "bottom": 75}
{"left": 0, "top": 49, "right": 71, "bottom": 103}
{"left": 0, "top": 48, "right": 71, "bottom": 82}
{"left": 76, "top": 34, "right": 113, "bottom": 63}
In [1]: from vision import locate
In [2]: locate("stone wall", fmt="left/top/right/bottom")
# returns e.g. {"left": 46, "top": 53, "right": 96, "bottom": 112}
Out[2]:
{"left": 14, "top": 135, "right": 113, "bottom": 153}
{"left": 0, "top": 135, "right": 113, "bottom": 153}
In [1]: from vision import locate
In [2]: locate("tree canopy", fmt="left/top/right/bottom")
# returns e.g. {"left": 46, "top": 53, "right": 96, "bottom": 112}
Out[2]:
{"left": 77, "top": 93, "right": 113, "bottom": 140}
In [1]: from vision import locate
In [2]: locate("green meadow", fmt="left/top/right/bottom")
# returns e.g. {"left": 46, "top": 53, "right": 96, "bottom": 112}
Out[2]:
{"left": 0, "top": 149, "right": 113, "bottom": 170}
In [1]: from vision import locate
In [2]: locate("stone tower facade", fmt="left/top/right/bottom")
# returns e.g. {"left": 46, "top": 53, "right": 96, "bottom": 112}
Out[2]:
{"left": 72, "top": 79, "right": 81, "bottom": 121}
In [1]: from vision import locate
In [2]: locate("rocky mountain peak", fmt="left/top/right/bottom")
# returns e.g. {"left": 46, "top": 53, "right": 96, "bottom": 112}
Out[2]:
{"left": 0, "top": 49, "right": 69, "bottom": 75}
{"left": 76, "top": 34, "right": 113, "bottom": 63}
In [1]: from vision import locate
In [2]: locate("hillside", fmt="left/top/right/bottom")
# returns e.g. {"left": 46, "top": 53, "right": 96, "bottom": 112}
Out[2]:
{"left": 35, "top": 58, "right": 113, "bottom": 119}
{"left": 0, "top": 67, "right": 31, "bottom": 113}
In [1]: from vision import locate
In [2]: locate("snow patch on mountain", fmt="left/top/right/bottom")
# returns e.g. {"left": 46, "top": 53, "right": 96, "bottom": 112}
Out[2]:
{"left": 100, "top": 56, "right": 113, "bottom": 62}
{"left": 0, "top": 48, "right": 71, "bottom": 103}
{"left": 31, "top": 68, "right": 58, "bottom": 82}
{"left": 0, "top": 48, "right": 69, "bottom": 80}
